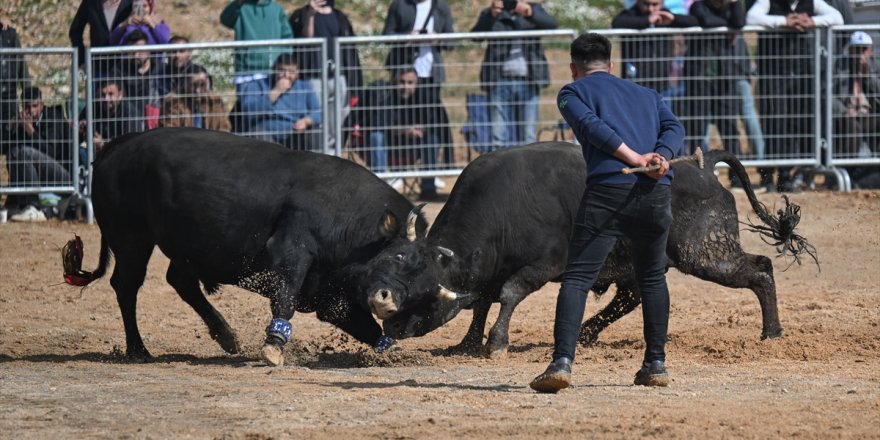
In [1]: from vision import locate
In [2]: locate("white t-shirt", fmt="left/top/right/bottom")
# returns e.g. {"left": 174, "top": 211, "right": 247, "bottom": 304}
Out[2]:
{"left": 412, "top": 0, "right": 435, "bottom": 78}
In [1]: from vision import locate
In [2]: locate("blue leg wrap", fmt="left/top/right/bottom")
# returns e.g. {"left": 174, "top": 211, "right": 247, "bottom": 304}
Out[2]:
{"left": 266, "top": 319, "right": 292, "bottom": 344}
{"left": 374, "top": 335, "right": 395, "bottom": 353}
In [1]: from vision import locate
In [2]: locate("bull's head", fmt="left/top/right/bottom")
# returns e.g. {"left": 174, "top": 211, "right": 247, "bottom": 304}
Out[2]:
{"left": 362, "top": 206, "right": 478, "bottom": 321}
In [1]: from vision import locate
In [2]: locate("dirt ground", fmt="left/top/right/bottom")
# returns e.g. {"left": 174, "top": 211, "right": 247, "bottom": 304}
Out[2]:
{"left": 1, "top": 189, "right": 878, "bottom": 439}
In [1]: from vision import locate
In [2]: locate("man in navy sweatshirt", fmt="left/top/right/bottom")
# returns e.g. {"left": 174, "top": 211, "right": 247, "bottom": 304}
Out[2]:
{"left": 530, "top": 33, "right": 684, "bottom": 393}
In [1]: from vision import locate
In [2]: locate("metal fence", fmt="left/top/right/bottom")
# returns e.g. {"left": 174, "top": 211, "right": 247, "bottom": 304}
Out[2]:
{"left": 2, "top": 26, "right": 879, "bottom": 223}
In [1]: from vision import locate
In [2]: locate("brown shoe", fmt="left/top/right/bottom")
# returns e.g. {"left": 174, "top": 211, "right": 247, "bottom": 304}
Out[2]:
{"left": 529, "top": 357, "right": 572, "bottom": 393}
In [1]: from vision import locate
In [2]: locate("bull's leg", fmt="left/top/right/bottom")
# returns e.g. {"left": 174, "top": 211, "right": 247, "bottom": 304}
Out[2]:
{"left": 108, "top": 242, "right": 154, "bottom": 361}
{"left": 578, "top": 287, "right": 641, "bottom": 346}
{"left": 166, "top": 262, "right": 241, "bottom": 355}
{"left": 316, "top": 297, "right": 383, "bottom": 346}
{"left": 261, "top": 230, "right": 316, "bottom": 366}
{"left": 684, "top": 252, "right": 782, "bottom": 339}
{"left": 485, "top": 269, "right": 551, "bottom": 358}
{"left": 446, "top": 297, "right": 492, "bottom": 356}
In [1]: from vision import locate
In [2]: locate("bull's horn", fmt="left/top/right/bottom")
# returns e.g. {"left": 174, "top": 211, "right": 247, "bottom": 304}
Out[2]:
{"left": 437, "top": 246, "right": 454, "bottom": 258}
{"left": 438, "top": 284, "right": 466, "bottom": 301}
{"left": 407, "top": 203, "right": 427, "bottom": 242}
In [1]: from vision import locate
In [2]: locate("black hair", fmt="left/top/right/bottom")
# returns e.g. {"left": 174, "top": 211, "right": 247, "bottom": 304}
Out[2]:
{"left": 169, "top": 35, "right": 190, "bottom": 44}
{"left": 124, "top": 29, "right": 150, "bottom": 46}
{"left": 21, "top": 86, "right": 42, "bottom": 102}
{"left": 273, "top": 53, "right": 300, "bottom": 70}
{"left": 570, "top": 33, "right": 612, "bottom": 70}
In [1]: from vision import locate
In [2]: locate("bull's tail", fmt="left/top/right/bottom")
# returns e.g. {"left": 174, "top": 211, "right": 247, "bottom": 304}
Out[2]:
{"left": 62, "top": 235, "right": 112, "bottom": 286}
{"left": 707, "top": 150, "right": 819, "bottom": 271}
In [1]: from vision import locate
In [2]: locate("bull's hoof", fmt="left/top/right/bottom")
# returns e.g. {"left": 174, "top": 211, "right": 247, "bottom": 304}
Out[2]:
{"left": 213, "top": 332, "right": 242, "bottom": 355}
{"left": 260, "top": 344, "right": 285, "bottom": 367}
{"left": 486, "top": 345, "right": 508, "bottom": 360}
{"left": 761, "top": 328, "right": 784, "bottom": 340}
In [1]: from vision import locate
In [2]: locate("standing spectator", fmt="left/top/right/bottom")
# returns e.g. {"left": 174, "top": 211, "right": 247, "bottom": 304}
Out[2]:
{"left": 240, "top": 53, "right": 321, "bottom": 150}
{"left": 529, "top": 33, "right": 683, "bottom": 393}
{"left": 687, "top": 0, "right": 765, "bottom": 189}
{"left": 220, "top": 0, "right": 293, "bottom": 86}
{"left": 746, "top": 0, "right": 842, "bottom": 192}
{"left": 363, "top": 68, "right": 452, "bottom": 201}
{"left": 157, "top": 35, "right": 203, "bottom": 97}
{"left": 470, "top": 0, "right": 558, "bottom": 150}
{"left": 69, "top": 0, "right": 133, "bottom": 72}
{"left": 612, "top": 0, "right": 698, "bottom": 95}
{"left": 289, "top": 0, "right": 363, "bottom": 150}
{"left": 108, "top": 0, "right": 171, "bottom": 46}
{"left": 0, "top": 8, "right": 30, "bottom": 157}
{"left": 160, "top": 64, "right": 231, "bottom": 132}
{"left": 115, "top": 30, "right": 161, "bottom": 129}
{"left": 80, "top": 77, "right": 143, "bottom": 151}
{"left": 5, "top": 87, "right": 71, "bottom": 222}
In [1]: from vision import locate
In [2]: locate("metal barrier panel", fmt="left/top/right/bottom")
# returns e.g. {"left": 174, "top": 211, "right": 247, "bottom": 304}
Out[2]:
{"left": 827, "top": 25, "right": 880, "bottom": 170}
{"left": 0, "top": 47, "right": 79, "bottom": 216}
{"left": 336, "top": 30, "right": 577, "bottom": 181}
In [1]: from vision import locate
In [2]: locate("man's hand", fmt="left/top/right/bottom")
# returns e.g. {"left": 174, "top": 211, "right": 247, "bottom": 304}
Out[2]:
{"left": 19, "top": 111, "right": 35, "bottom": 136}
{"left": 650, "top": 10, "right": 675, "bottom": 26}
{"left": 93, "top": 131, "right": 106, "bottom": 150}
{"left": 644, "top": 153, "right": 670, "bottom": 180}
{"left": 293, "top": 117, "right": 312, "bottom": 132}
{"left": 269, "top": 77, "right": 293, "bottom": 103}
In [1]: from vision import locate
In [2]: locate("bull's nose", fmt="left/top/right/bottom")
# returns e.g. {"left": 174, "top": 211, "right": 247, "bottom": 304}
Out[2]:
{"left": 368, "top": 288, "right": 398, "bottom": 319}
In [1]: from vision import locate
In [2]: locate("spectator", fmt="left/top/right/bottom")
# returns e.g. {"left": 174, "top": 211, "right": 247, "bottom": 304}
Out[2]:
{"left": 832, "top": 31, "right": 878, "bottom": 159}
{"left": 746, "top": 0, "right": 842, "bottom": 192}
{"left": 160, "top": 65, "right": 231, "bottom": 132}
{"left": 220, "top": 0, "right": 293, "bottom": 87}
{"left": 240, "top": 53, "right": 322, "bottom": 150}
{"left": 686, "top": 0, "right": 765, "bottom": 189}
{"left": 382, "top": 0, "right": 455, "bottom": 103}
{"left": 80, "top": 77, "right": 143, "bottom": 152}
{"left": 364, "top": 68, "right": 452, "bottom": 201}
{"left": 157, "top": 35, "right": 203, "bottom": 96}
{"left": 289, "top": 0, "right": 363, "bottom": 151}
{"left": 612, "top": 0, "right": 698, "bottom": 95}
{"left": 113, "top": 30, "right": 161, "bottom": 130}
{"left": 69, "top": 0, "right": 133, "bottom": 71}
{"left": 108, "top": 0, "right": 171, "bottom": 46}
{"left": 5, "top": 87, "right": 71, "bottom": 222}
{"left": 470, "top": 0, "right": 558, "bottom": 150}
{"left": 0, "top": 8, "right": 31, "bottom": 155}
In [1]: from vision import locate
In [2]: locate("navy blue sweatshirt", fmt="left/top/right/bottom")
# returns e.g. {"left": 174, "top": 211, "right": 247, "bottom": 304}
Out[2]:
{"left": 557, "top": 71, "right": 684, "bottom": 186}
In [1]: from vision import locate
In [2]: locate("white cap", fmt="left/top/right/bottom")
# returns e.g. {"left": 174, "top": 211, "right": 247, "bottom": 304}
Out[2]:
{"left": 849, "top": 31, "right": 873, "bottom": 47}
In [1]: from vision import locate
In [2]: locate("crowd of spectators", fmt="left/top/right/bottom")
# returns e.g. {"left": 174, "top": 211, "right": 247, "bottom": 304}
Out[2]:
{"left": 0, "top": 0, "right": 878, "bottom": 220}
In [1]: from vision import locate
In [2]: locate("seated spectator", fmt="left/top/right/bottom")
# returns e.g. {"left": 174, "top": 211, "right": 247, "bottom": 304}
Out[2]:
{"left": 611, "top": 0, "right": 698, "bottom": 95}
{"left": 108, "top": 0, "right": 171, "bottom": 46}
{"left": 115, "top": 29, "right": 161, "bottom": 129}
{"left": 157, "top": 35, "right": 203, "bottom": 96}
{"left": 833, "top": 31, "right": 879, "bottom": 188}
{"left": 79, "top": 77, "right": 143, "bottom": 152}
{"left": 4, "top": 87, "right": 72, "bottom": 222}
{"left": 160, "top": 65, "right": 231, "bottom": 132}
{"left": 363, "top": 67, "right": 452, "bottom": 201}
{"left": 240, "top": 53, "right": 322, "bottom": 150}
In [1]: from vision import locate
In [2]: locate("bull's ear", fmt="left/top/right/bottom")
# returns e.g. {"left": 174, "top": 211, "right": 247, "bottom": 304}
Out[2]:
{"left": 378, "top": 209, "right": 400, "bottom": 239}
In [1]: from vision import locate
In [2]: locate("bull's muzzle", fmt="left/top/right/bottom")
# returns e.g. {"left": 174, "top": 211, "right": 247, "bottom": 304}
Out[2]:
{"left": 368, "top": 288, "right": 398, "bottom": 319}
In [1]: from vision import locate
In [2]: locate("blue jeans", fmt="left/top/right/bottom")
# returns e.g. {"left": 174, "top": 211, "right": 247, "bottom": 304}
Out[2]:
{"left": 368, "top": 130, "right": 387, "bottom": 173}
{"left": 737, "top": 79, "right": 765, "bottom": 160}
{"left": 553, "top": 184, "right": 672, "bottom": 364}
{"left": 488, "top": 79, "right": 539, "bottom": 149}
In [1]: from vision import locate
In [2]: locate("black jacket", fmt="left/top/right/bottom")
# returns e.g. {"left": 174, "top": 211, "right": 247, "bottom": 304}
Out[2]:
{"left": 16, "top": 105, "right": 72, "bottom": 164}
{"left": 382, "top": 0, "right": 455, "bottom": 83}
{"left": 289, "top": 5, "right": 363, "bottom": 92}
{"left": 69, "top": 0, "right": 133, "bottom": 66}
{"left": 0, "top": 27, "right": 30, "bottom": 130}
{"left": 470, "top": 3, "right": 557, "bottom": 92}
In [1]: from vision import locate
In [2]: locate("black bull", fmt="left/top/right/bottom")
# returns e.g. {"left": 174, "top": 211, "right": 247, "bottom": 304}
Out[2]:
{"left": 361, "top": 142, "right": 807, "bottom": 357}
{"left": 66, "top": 128, "right": 427, "bottom": 365}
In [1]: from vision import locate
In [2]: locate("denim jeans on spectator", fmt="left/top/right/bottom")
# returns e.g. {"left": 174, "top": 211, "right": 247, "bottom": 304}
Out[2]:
{"left": 488, "top": 79, "right": 539, "bottom": 149}
{"left": 368, "top": 130, "right": 387, "bottom": 173}
{"left": 737, "top": 79, "right": 765, "bottom": 160}
{"left": 8, "top": 145, "right": 71, "bottom": 187}
{"left": 367, "top": 130, "right": 437, "bottom": 194}
{"left": 553, "top": 184, "right": 672, "bottom": 364}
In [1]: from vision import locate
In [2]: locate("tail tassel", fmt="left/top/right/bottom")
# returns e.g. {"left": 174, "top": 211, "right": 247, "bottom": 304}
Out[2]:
{"left": 62, "top": 235, "right": 96, "bottom": 286}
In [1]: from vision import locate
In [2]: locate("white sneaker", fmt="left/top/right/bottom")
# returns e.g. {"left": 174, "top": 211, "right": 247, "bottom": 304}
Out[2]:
{"left": 387, "top": 178, "right": 404, "bottom": 191}
{"left": 434, "top": 177, "right": 447, "bottom": 189}
{"left": 10, "top": 205, "right": 47, "bottom": 222}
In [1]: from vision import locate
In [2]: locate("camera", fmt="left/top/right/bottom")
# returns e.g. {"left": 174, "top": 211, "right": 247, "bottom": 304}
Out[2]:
{"left": 134, "top": 3, "right": 145, "bottom": 17}
{"left": 503, "top": 0, "right": 518, "bottom": 11}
